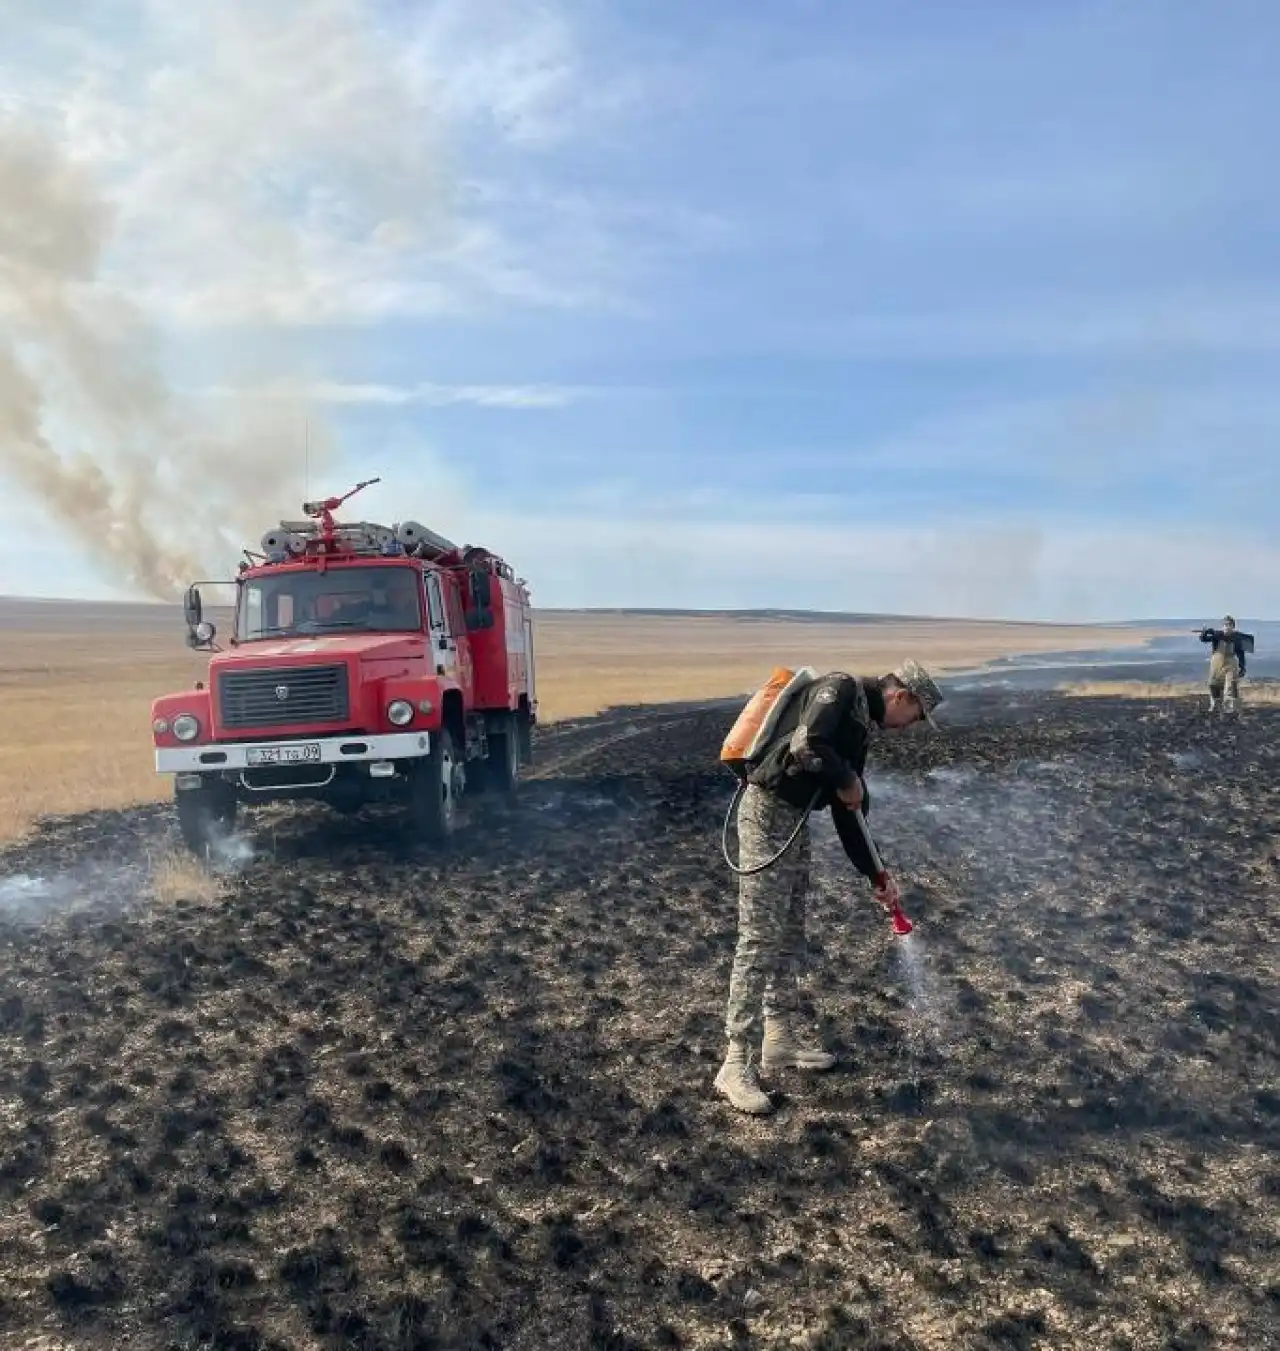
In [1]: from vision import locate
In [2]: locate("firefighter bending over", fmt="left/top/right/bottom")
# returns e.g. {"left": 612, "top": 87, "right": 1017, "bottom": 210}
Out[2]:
{"left": 715, "top": 660, "right": 944, "bottom": 1117}
{"left": 1199, "top": 615, "right": 1248, "bottom": 713}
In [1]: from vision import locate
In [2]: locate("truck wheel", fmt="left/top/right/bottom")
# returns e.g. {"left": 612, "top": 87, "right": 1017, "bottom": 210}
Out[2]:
{"left": 517, "top": 711, "right": 533, "bottom": 767}
{"left": 485, "top": 714, "right": 520, "bottom": 793}
{"left": 175, "top": 783, "right": 238, "bottom": 857}
{"left": 409, "top": 728, "right": 459, "bottom": 842}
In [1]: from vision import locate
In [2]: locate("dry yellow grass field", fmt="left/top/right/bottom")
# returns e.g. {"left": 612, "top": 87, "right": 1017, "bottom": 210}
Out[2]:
{"left": 530, "top": 611, "right": 1170, "bottom": 716}
{"left": 0, "top": 597, "right": 1170, "bottom": 843}
{"left": 146, "top": 848, "right": 230, "bottom": 905}
{"left": 1061, "top": 678, "right": 1280, "bottom": 702}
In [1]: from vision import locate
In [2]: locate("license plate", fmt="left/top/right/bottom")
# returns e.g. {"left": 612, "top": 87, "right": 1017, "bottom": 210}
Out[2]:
{"left": 245, "top": 743, "right": 322, "bottom": 766}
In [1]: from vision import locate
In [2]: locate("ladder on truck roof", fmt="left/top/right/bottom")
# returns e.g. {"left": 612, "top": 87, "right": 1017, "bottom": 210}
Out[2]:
{"left": 268, "top": 518, "right": 460, "bottom": 561}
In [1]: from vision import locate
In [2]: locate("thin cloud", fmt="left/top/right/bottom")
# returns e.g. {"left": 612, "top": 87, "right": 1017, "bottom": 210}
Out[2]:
{"left": 3, "top": 0, "right": 631, "bottom": 328}
{"left": 193, "top": 381, "right": 590, "bottom": 408}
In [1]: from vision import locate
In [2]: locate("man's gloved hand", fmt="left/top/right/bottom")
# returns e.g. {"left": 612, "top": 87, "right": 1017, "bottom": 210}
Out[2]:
{"left": 836, "top": 776, "right": 864, "bottom": 810}
{"left": 873, "top": 873, "right": 900, "bottom": 910}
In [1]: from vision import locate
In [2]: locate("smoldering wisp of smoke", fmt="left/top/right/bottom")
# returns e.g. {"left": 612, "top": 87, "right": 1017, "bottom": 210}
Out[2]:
{"left": 0, "top": 116, "right": 332, "bottom": 601}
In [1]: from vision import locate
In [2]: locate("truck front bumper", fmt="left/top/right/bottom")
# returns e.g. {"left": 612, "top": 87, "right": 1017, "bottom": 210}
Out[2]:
{"left": 155, "top": 730, "right": 432, "bottom": 774}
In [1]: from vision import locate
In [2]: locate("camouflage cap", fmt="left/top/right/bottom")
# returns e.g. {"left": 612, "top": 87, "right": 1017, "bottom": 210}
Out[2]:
{"left": 892, "top": 658, "right": 944, "bottom": 729}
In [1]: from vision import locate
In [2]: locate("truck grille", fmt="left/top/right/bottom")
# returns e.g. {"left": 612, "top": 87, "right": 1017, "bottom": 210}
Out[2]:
{"left": 218, "top": 664, "right": 350, "bottom": 731}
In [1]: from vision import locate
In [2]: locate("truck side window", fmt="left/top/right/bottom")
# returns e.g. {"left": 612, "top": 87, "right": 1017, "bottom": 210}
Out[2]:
{"left": 425, "top": 573, "right": 444, "bottom": 629}
{"left": 444, "top": 582, "right": 465, "bottom": 637}
{"left": 464, "top": 567, "right": 494, "bottom": 630}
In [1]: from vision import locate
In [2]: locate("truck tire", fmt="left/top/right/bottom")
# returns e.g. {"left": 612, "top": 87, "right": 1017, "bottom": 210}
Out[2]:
{"left": 517, "top": 711, "right": 533, "bottom": 767}
{"left": 409, "top": 727, "right": 459, "bottom": 842}
{"left": 484, "top": 713, "right": 520, "bottom": 793}
{"left": 175, "top": 783, "right": 238, "bottom": 857}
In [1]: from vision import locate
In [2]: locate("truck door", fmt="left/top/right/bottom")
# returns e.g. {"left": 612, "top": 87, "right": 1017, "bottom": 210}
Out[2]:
{"left": 442, "top": 574, "right": 473, "bottom": 696}
{"left": 523, "top": 615, "right": 536, "bottom": 704}
{"left": 424, "top": 572, "right": 458, "bottom": 683}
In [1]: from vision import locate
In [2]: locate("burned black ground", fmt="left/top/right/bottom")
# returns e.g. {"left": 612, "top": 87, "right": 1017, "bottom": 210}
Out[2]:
{"left": 1, "top": 692, "right": 1277, "bottom": 1349}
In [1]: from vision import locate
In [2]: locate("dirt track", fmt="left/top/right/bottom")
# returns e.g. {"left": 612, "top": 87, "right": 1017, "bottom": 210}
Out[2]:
{"left": 1, "top": 692, "right": 1278, "bottom": 1350}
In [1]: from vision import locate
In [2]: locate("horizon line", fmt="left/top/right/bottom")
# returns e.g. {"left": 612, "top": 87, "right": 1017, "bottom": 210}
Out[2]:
{"left": 0, "top": 594, "right": 1220, "bottom": 627}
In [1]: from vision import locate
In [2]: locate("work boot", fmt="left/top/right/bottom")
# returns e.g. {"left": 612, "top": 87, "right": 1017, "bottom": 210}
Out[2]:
{"left": 761, "top": 1015, "right": 837, "bottom": 1072}
{"left": 714, "top": 1042, "right": 774, "bottom": 1115}
{"left": 1207, "top": 696, "right": 1218, "bottom": 713}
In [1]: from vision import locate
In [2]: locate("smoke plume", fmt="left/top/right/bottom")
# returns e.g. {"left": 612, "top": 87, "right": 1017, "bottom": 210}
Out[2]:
{"left": 0, "top": 116, "right": 331, "bottom": 601}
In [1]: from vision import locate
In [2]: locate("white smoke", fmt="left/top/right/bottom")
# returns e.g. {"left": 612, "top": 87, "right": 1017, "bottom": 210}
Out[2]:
{"left": 0, "top": 114, "right": 335, "bottom": 600}
{"left": 0, "top": 0, "right": 496, "bottom": 600}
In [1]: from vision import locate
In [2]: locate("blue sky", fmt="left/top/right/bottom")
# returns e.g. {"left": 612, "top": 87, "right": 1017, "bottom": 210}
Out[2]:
{"left": 2, "top": 0, "right": 1278, "bottom": 619}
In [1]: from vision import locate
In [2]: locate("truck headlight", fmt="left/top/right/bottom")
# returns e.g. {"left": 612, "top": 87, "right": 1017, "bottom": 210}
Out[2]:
{"left": 172, "top": 714, "right": 200, "bottom": 742}
{"left": 387, "top": 699, "right": 414, "bottom": 727}
{"left": 152, "top": 717, "right": 170, "bottom": 736}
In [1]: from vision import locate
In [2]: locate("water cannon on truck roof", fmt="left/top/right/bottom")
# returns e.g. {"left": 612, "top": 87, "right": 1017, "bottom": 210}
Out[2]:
{"left": 152, "top": 478, "right": 538, "bottom": 855}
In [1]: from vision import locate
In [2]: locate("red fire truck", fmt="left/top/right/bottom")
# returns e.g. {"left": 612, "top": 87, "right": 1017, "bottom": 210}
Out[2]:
{"left": 150, "top": 479, "right": 537, "bottom": 854}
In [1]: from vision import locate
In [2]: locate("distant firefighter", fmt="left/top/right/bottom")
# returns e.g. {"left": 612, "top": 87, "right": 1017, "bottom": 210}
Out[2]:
{"left": 1198, "top": 615, "right": 1252, "bottom": 713}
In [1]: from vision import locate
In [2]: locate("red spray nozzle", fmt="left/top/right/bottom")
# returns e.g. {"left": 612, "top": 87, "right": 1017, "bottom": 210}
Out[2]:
{"left": 888, "top": 902, "right": 914, "bottom": 937}
{"left": 874, "top": 869, "right": 913, "bottom": 936}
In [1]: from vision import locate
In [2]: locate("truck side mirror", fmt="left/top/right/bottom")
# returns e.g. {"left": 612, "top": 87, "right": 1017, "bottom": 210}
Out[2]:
{"left": 187, "top": 620, "right": 217, "bottom": 650}
{"left": 183, "top": 585, "right": 215, "bottom": 647}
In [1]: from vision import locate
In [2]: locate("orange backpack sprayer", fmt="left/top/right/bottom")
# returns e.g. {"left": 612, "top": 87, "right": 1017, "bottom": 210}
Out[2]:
{"left": 719, "top": 666, "right": 818, "bottom": 778}
{"left": 719, "top": 666, "right": 913, "bottom": 935}
{"left": 719, "top": 667, "right": 821, "bottom": 876}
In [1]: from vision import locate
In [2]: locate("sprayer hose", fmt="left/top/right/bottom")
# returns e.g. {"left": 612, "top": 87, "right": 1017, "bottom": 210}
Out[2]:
{"left": 720, "top": 782, "right": 821, "bottom": 876}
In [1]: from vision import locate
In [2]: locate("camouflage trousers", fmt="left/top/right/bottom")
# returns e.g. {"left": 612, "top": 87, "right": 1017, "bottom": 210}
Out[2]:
{"left": 1209, "top": 655, "right": 1239, "bottom": 705}
{"left": 724, "top": 785, "right": 812, "bottom": 1046}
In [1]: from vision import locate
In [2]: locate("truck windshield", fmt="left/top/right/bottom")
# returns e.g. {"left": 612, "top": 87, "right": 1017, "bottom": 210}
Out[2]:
{"left": 237, "top": 566, "right": 424, "bottom": 640}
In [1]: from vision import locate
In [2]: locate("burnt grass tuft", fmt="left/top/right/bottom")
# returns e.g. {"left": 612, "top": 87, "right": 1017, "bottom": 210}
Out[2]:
{"left": 1, "top": 692, "right": 1278, "bottom": 1347}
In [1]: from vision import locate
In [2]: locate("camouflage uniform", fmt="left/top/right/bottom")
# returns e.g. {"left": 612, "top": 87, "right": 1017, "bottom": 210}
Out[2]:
{"left": 1209, "top": 645, "right": 1240, "bottom": 710}
{"left": 723, "top": 784, "right": 813, "bottom": 1046}
{"left": 1201, "top": 617, "right": 1248, "bottom": 712}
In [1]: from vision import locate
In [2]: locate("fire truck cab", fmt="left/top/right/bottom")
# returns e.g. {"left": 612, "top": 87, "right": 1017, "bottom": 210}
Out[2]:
{"left": 150, "top": 479, "right": 537, "bottom": 854}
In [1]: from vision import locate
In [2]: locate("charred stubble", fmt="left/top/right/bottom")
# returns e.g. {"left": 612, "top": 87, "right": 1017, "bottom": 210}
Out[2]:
{"left": 0, "top": 692, "right": 1277, "bottom": 1349}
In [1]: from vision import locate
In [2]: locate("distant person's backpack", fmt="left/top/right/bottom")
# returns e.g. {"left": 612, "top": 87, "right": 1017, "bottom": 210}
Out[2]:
{"left": 720, "top": 666, "right": 817, "bottom": 782}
